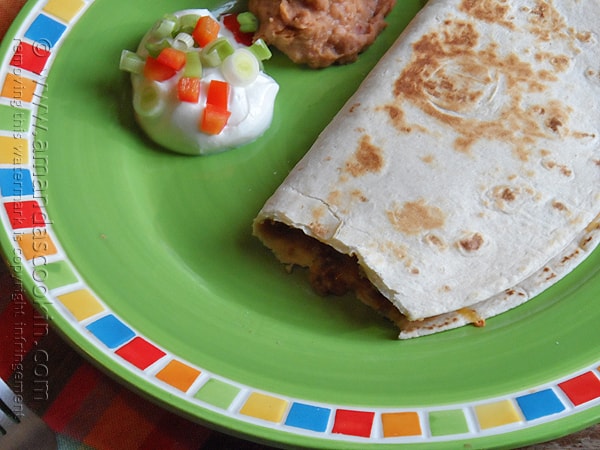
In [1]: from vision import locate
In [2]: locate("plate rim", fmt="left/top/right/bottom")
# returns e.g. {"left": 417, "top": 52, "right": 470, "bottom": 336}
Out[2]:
{"left": 0, "top": 0, "right": 599, "bottom": 448}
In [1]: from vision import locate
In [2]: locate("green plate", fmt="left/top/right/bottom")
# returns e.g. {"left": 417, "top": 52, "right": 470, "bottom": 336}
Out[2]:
{"left": 1, "top": 0, "right": 599, "bottom": 448}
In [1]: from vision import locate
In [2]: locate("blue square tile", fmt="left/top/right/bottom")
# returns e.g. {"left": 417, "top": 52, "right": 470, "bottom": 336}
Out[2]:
{"left": 0, "top": 168, "right": 34, "bottom": 197}
{"left": 516, "top": 389, "right": 565, "bottom": 421}
{"left": 24, "top": 14, "right": 67, "bottom": 49}
{"left": 285, "top": 402, "right": 331, "bottom": 433}
{"left": 86, "top": 314, "right": 135, "bottom": 349}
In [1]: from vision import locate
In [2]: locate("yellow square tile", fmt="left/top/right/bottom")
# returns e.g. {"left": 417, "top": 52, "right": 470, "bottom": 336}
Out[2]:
{"left": 57, "top": 289, "right": 105, "bottom": 321}
{"left": 43, "top": 0, "right": 86, "bottom": 23}
{"left": 0, "top": 136, "right": 29, "bottom": 164}
{"left": 475, "top": 400, "right": 522, "bottom": 430}
{"left": 239, "top": 392, "right": 288, "bottom": 423}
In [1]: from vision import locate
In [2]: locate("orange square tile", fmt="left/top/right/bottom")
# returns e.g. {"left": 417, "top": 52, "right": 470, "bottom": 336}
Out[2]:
{"left": 15, "top": 231, "right": 57, "bottom": 260}
{"left": 1, "top": 73, "right": 37, "bottom": 103}
{"left": 381, "top": 411, "right": 422, "bottom": 437}
{"left": 155, "top": 360, "right": 201, "bottom": 392}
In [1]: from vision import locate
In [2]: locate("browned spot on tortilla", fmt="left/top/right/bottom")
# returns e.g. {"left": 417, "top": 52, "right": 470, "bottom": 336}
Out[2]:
{"left": 424, "top": 233, "right": 447, "bottom": 250}
{"left": 585, "top": 215, "right": 600, "bottom": 233}
{"left": 572, "top": 131, "right": 597, "bottom": 140}
{"left": 345, "top": 135, "right": 384, "bottom": 176}
{"left": 561, "top": 248, "right": 581, "bottom": 264}
{"left": 327, "top": 190, "right": 341, "bottom": 206}
{"left": 489, "top": 185, "right": 526, "bottom": 212}
{"left": 387, "top": 5, "right": 588, "bottom": 160}
{"left": 580, "top": 235, "right": 593, "bottom": 248}
{"left": 460, "top": 0, "right": 514, "bottom": 29}
{"left": 387, "top": 199, "right": 446, "bottom": 235}
{"left": 421, "top": 154, "right": 435, "bottom": 164}
{"left": 541, "top": 100, "right": 571, "bottom": 136}
{"left": 350, "top": 189, "right": 368, "bottom": 202}
{"left": 506, "top": 289, "right": 527, "bottom": 298}
{"left": 535, "top": 51, "right": 571, "bottom": 72}
{"left": 527, "top": 1, "right": 568, "bottom": 42}
{"left": 348, "top": 102, "right": 361, "bottom": 113}
{"left": 309, "top": 221, "right": 329, "bottom": 239}
{"left": 381, "top": 104, "right": 417, "bottom": 133}
{"left": 552, "top": 200, "right": 568, "bottom": 212}
{"left": 458, "top": 233, "right": 484, "bottom": 252}
{"left": 500, "top": 187, "right": 517, "bottom": 201}
{"left": 538, "top": 69, "right": 559, "bottom": 82}
{"left": 384, "top": 241, "right": 417, "bottom": 272}
{"left": 542, "top": 159, "right": 573, "bottom": 177}
{"left": 576, "top": 31, "right": 593, "bottom": 43}
{"left": 312, "top": 206, "right": 326, "bottom": 221}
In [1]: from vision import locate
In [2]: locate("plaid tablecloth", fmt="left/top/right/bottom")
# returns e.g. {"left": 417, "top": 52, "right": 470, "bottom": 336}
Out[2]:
{"left": 0, "top": 1, "right": 599, "bottom": 449}
{"left": 0, "top": 261, "right": 275, "bottom": 449}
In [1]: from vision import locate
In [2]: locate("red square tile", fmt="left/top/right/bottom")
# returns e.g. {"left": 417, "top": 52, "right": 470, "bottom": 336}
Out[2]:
{"left": 558, "top": 372, "right": 600, "bottom": 406}
{"left": 332, "top": 409, "right": 375, "bottom": 438}
{"left": 4, "top": 200, "right": 46, "bottom": 229}
{"left": 10, "top": 41, "right": 51, "bottom": 75}
{"left": 115, "top": 336, "right": 166, "bottom": 370}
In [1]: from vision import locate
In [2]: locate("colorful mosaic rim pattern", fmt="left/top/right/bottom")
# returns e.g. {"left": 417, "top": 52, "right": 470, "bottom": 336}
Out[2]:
{"left": 0, "top": 0, "right": 599, "bottom": 446}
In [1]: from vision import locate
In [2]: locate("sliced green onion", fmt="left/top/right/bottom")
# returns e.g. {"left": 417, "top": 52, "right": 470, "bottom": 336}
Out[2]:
{"left": 133, "top": 83, "right": 165, "bottom": 117}
{"left": 162, "top": 13, "right": 178, "bottom": 23}
{"left": 172, "top": 32, "right": 195, "bottom": 51}
{"left": 183, "top": 51, "right": 203, "bottom": 78}
{"left": 119, "top": 50, "right": 145, "bottom": 74}
{"left": 145, "top": 39, "right": 171, "bottom": 58}
{"left": 248, "top": 39, "right": 271, "bottom": 61}
{"left": 200, "top": 49, "right": 220, "bottom": 67}
{"left": 200, "top": 37, "right": 235, "bottom": 67}
{"left": 162, "top": 13, "right": 180, "bottom": 35}
{"left": 221, "top": 48, "right": 259, "bottom": 86}
{"left": 237, "top": 12, "right": 258, "bottom": 33}
{"left": 151, "top": 18, "right": 177, "bottom": 40}
{"left": 178, "top": 14, "right": 201, "bottom": 34}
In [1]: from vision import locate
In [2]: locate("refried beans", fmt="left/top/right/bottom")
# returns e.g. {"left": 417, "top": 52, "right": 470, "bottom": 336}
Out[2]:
{"left": 248, "top": 0, "right": 396, "bottom": 68}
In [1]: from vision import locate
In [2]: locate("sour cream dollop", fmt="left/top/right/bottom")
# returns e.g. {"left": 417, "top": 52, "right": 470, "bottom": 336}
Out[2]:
{"left": 128, "top": 9, "right": 279, "bottom": 156}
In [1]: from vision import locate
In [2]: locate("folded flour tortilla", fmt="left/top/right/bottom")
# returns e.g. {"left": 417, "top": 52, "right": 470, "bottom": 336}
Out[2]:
{"left": 253, "top": 0, "right": 600, "bottom": 338}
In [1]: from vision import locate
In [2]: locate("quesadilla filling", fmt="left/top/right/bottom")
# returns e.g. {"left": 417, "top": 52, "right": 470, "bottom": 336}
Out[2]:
{"left": 255, "top": 219, "right": 485, "bottom": 330}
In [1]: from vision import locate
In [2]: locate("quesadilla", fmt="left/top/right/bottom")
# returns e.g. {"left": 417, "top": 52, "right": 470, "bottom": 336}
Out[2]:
{"left": 253, "top": 0, "right": 600, "bottom": 338}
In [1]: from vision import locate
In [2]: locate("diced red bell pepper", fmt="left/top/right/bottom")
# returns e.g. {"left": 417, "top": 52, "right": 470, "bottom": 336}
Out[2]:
{"left": 156, "top": 47, "right": 186, "bottom": 71}
{"left": 222, "top": 13, "right": 254, "bottom": 46}
{"left": 206, "top": 79, "right": 230, "bottom": 110}
{"left": 192, "top": 16, "right": 220, "bottom": 48}
{"left": 200, "top": 104, "right": 231, "bottom": 135}
{"left": 177, "top": 77, "right": 201, "bottom": 103}
{"left": 144, "top": 56, "right": 176, "bottom": 81}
